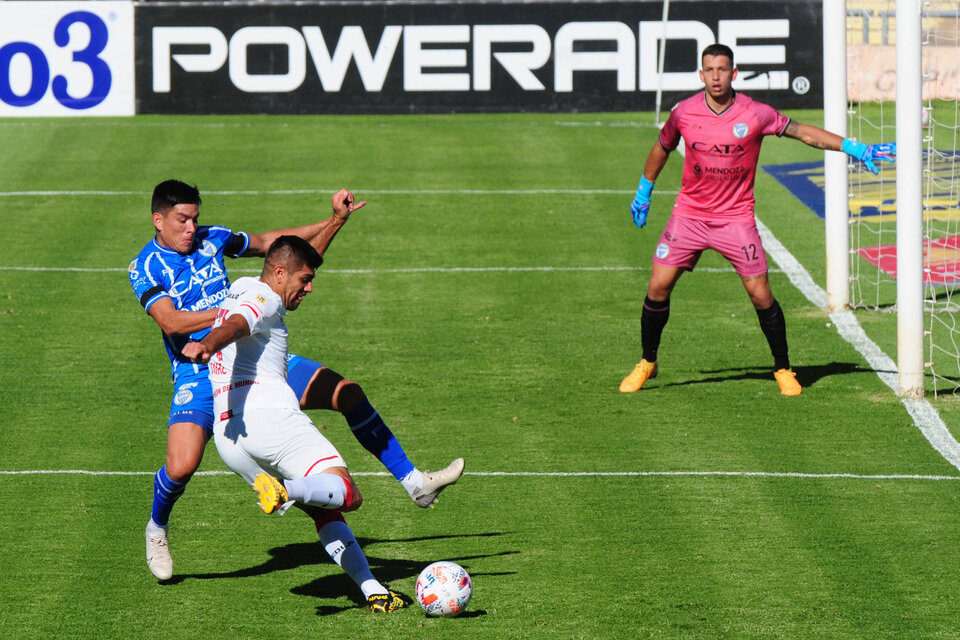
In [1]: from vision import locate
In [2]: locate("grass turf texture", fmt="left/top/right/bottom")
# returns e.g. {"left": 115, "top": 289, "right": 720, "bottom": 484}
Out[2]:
{"left": 2, "top": 111, "right": 960, "bottom": 639}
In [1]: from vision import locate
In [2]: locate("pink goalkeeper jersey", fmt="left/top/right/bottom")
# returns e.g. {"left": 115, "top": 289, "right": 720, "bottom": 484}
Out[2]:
{"left": 659, "top": 91, "right": 790, "bottom": 221}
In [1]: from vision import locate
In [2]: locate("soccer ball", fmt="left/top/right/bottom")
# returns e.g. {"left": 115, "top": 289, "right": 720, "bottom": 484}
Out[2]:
{"left": 414, "top": 561, "right": 472, "bottom": 617}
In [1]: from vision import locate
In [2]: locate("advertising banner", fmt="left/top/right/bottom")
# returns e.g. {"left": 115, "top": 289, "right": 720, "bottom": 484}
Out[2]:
{"left": 0, "top": 1, "right": 134, "bottom": 116}
{"left": 135, "top": 0, "right": 822, "bottom": 115}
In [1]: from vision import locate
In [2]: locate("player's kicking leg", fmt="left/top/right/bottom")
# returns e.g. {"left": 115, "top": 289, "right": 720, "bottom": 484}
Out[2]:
{"left": 233, "top": 418, "right": 409, "bottom": 613}
{"left": 309, "top": 507, "right": 410, "bottom": 612}
{"left": 289, "top": 357, "right": 465, "bottom": 507}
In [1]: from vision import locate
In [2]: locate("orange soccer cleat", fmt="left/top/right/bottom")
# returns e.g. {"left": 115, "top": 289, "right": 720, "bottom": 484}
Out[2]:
{"left": 774, "top": 368, "right": 802, "bottom": 396}
{"left": 619, "top": 359, "right": 658, "bottom": 393}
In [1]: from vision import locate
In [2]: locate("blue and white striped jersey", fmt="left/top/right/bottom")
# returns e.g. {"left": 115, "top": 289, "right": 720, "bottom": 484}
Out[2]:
{"left": 128, "top": 225, "right": 250, "bottom": 379}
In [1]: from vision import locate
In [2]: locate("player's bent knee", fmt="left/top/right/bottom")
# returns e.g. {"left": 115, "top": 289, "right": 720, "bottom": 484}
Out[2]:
{"left": 166, "top": 422, "right": 209, "bottom": 481}
{"left": 340, "top": 480, "right": 363, "bottom": 512}
{"left": 332, "top": 380, "right": 364, "bottom": 415}
{"left": 165, "top": 458, "right": 200, "bottom": 482}
{"left": 165, "top": 449, "right": 204, "bottom": 481}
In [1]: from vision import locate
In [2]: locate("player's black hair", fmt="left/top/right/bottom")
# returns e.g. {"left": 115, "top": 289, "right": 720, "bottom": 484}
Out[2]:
{"left": 152, "top": 179, "right": 201, "bottom": 214}
{"left": 266, "top": 235, "right": 323, "bottom": 272}
{"left": 701, "top": 43, "right": 734, "bottom": 67}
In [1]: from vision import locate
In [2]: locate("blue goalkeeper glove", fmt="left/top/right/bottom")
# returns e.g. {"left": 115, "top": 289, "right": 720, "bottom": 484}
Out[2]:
{"left": 842, "top": 139, "right": 897, "bottom": 175}
{"left": 630, "top": 175, "right": 654, "bottom": 228}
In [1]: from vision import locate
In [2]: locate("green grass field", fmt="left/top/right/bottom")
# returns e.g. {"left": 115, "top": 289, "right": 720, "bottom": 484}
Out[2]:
{"left": 2, "top": 111, "right": 960, "bottom": 639}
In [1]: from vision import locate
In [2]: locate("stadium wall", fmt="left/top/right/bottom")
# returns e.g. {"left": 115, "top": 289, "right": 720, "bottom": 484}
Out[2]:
{"left": 1, "top": 0, "right": 823, "bottom": 117}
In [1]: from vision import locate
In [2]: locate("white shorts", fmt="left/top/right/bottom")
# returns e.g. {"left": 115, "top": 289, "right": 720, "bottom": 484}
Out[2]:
{"left": 213, "top": 407, "right": 346, "bottom": 486}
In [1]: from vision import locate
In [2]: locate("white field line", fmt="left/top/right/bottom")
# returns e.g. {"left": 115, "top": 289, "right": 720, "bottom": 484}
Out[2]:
{"left": 0, "top": 265, "right": 747, "bottom": 275}
{"left": 0, "top": 188, "right": 643, "bottom": 197}
{"left": 756, "top": 218, "right": 960, "bottom": 471}
{"left": 0, "top": 469, "right": 957, "bottom": 480}
{"left": 2, "top": 184, "right": 957, "bottom": 474}
{"left": 0, "top": 120, "right": 658, "bottom": 130}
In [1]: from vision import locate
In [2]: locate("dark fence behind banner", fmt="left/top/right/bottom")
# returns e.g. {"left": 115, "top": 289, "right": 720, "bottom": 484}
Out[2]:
{"left": 136, "top": 0, "right": 823, "bottom": 115}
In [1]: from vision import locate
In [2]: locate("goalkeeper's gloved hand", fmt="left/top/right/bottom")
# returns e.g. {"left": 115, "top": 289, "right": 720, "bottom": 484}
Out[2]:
{"left": 630, "top": 175, "right": 654, "bottom": 228}
{"left": 842, "top": 139, "right": 897, "bottom": 175}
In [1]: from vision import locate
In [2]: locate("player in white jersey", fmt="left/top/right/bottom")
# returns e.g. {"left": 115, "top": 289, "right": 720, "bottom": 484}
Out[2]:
{"left": 133, "top": 181, "right": 464, "bottom": 582}
{"left": 182, "top": 236, "right": 408, "bottom": 613}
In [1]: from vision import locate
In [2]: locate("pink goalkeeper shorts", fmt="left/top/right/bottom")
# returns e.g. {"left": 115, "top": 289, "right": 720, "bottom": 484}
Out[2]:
{"left": 652, "top": 215, "right": 769, "bottom": 277}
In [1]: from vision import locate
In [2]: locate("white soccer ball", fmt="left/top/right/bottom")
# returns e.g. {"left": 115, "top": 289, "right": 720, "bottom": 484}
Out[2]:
{"left": 414, "top": 561, "right": 472, "bottom": 617}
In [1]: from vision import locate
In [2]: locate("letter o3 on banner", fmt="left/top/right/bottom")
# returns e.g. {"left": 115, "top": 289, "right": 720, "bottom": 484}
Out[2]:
{"left": 229, "top": 26, "right": 306, "bottom": 93}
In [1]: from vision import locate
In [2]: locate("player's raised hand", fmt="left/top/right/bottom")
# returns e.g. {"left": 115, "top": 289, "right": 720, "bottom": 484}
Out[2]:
{"left": 842, "top": 139, "right": 897, "bottom": 175}
{"left": 630, "top": 176, "right": 654, "bottom": 228}
{"left": 332, "top": 188, "right": 367, "bottom": 221}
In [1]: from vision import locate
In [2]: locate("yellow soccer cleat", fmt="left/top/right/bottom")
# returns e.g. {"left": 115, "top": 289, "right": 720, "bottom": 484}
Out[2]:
{"left": 367, "top": 590, "right": 410, "bottom": 613}
{"left": 619, "top": 359, "right": 658, "bottom": 393}
{"left": 774, "top": 368, "right": 802, "bottom": 396}
{"left": 253, "top": 473, "right": 289, "bottom": 514}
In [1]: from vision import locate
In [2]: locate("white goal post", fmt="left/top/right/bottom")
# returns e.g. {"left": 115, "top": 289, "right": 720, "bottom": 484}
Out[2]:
{"left": 823, "top": 0, "right": 924, "bottom": 397}
{"left": 894, "top": 0, "right": 924, "bottom": 398}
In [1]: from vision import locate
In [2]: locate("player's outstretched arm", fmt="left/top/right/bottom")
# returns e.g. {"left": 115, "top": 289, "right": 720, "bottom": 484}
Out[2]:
{"left": 784, "top": 120, "right": 896, "bottom": 175}
{"left": 148, "top": 298, "right": 218, "bottom": 336}
{"left": 305, "top": 188, "right": 368, "bottom": 257}
{"left": 181, "top": 314, "right": 250, "bottom": 364}
{"left": 630, "top": 141, "right": 671, "bottom": 229}
{"left": 243, "top": 188, "right": 367, "bottom": 258}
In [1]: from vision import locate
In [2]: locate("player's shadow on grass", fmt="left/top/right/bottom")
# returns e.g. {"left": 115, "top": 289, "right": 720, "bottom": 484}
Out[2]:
{"left": 658, "top": 361, "right": 877, "bottom": 390}
{"left": 166, "top": 531, "right": 510, "bottom": 616}
{"left": 298, "top": 544, "right": 511, "bottom": 616}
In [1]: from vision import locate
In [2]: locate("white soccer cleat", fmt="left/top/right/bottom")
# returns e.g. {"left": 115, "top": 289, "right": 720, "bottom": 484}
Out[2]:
{"left": 412, "top": 458, "right": 465, "bottom": 508}
{"left": 145, "top": 520, "right": 173, "bottom": 581}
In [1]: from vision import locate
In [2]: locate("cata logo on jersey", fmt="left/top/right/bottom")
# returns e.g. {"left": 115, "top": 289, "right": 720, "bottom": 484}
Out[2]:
{"left": 0, "top": 1, "right": 134, "bottom": 116}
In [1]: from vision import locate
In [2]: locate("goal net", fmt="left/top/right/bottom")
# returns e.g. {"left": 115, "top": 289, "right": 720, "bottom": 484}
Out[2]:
{"left": 846, "top": 0, "right": 960, "bottom": 396}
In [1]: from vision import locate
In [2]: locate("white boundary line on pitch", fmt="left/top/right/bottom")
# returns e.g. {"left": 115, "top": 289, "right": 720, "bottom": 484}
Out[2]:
{"left": 1, "top": 469, "right": 957, "bottom": 480}
{"left": 756, "top": 218, "right": 960, "bottom": 472}
{"left": 0, "top": 265, "right": 757, "bottom": 275}
{"left": 0, "top": 188, "right": 645, "bottom": 197}
{"left": 4, "top": 182, "right": 957, "bottom": 470}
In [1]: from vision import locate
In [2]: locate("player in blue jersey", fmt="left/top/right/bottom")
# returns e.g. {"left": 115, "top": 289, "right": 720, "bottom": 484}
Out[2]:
{"left": 129, "top": 179, "right": 464, "bottom": 581}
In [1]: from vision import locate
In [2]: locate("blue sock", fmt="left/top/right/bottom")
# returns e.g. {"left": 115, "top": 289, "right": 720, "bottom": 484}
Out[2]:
{"left": 344, "top": 397, "right": 415, "bottom": 481}
{"left": 151, "top": 466, "right": 186, "bottom": 527}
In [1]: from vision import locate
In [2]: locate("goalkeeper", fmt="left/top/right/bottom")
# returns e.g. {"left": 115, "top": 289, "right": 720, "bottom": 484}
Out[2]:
{"left": 620, "top": 43, "right": 896, "bottom": 396}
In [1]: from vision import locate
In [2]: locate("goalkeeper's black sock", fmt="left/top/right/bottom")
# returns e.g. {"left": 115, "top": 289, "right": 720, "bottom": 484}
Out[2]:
{"left": 756, "top": 299, "right": 791, "bottom": 371}
{"left": 641, "top": 296, "right": 670, "bottom": 362}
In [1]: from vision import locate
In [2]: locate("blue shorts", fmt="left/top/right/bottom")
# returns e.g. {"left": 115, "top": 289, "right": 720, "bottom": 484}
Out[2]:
{"left": 168, "top": 368, "right": 215, "bottom": 431}
{"left": 287, "top": 354, "right": 324, "bottom": 400}
{"left": 167, "top": 354, "right": 323, "bottom": 432}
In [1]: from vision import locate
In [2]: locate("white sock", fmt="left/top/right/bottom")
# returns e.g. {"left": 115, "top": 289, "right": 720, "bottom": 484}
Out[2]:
{"left": 400, "top": 469, "right": 423, "bottom": 496}
{"left": 318, "top": 520, "right": 387, "bottom": 598}
{"left": 146, "top": 519, "right": 167, "bottom": 534}
{"left": 284, "top": 474, "right": 347, "bottom": 509}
